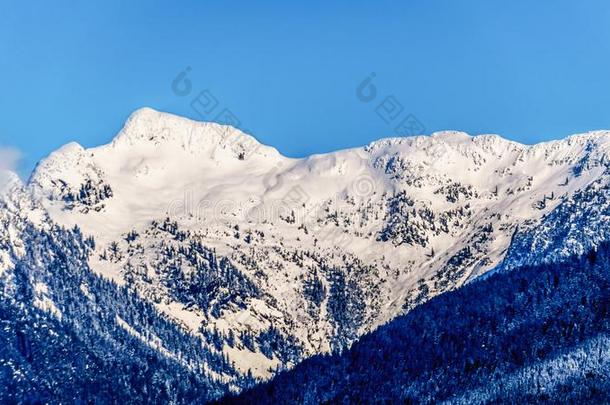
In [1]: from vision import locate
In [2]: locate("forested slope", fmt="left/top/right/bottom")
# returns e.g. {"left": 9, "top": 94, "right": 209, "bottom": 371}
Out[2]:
{"left": 227, "top": 244, "right": 610, "bottom": 404}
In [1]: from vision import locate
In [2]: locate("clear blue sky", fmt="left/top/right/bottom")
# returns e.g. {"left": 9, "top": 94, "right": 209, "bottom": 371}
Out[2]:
{"left": 2, "top": 0, "right": 610, "bottom": 176}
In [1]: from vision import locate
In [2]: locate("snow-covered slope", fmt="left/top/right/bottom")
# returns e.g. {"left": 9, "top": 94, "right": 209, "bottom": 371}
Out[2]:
{"left": 501, "top": 170, "right": 610, "bottom": 271}
{"left": 0, "top": 173, "right": 253, "bottom": 402}
{"left": 22, "top": 107, "right": 610, "bottom": 378}
{"left": 0, "top": 170, "right": 48, "bottom": 276}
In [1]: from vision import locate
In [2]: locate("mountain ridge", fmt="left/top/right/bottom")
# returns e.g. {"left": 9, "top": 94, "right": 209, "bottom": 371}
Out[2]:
{"left": 4, "top": 108, "right": 610, "bottom": 396}
{"left": 30, "top": 107, "right": 610, "bottom": 171}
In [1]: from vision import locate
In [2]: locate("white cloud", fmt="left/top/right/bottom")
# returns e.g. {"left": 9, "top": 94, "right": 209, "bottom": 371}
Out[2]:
{"left": 0, "top": 147, "right": 23, "bottom": 193}
{"left": 0, "top": 147, "right": 22, "bottom": 172}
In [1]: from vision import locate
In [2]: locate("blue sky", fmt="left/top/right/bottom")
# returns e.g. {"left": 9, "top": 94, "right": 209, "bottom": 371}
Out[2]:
{"left": 2, "top": 0, "right": 610, "bottom": 176}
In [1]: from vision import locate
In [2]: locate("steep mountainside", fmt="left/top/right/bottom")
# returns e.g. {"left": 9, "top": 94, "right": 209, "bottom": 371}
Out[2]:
{"left": 21, "top": 107, "right": 610, "bottom": 379}
{"left": 226, "top": 243, "right": 610, "bottom": 404}
{"left": 0, "top": 175, "right": 253, "bottom": 402}
{"left": 502, "top": 173, "right": 610, "bottom": 270}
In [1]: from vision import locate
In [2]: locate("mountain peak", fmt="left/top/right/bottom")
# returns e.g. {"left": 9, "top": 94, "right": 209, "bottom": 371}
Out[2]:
{"left": 127, "top": 106, "right": 162, "bottom": 119}
{"left": 110, "top": 107, "right": 279, "bottom": 161}
{"left": 564, "top": 130, "right": 610, "bottom": 143}
{"left": 112, "top": 107, "right": 194, "bottom": 146}
{"left": 429, "top": 130, "right": 472, "bottom": 140}
{"left": 13, "top": 107, "right": 610, "bottom": 401}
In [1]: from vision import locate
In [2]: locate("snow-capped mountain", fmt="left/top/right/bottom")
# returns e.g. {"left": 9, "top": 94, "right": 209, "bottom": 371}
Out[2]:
{"left": 5, "top": 107, "right": 610, "bottom": 387}
{"left": 0, "top": 177, "right": 255, "bottom": 402}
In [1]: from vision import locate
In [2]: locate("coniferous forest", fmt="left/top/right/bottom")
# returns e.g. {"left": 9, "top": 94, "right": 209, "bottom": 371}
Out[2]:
{"left": 7, "top": 1, "right": 610, "bottom": 403}
{"left": 6, "top": 219, "right": 610, "bottom": 403}
{"left": 0, "top": 224, "right": 253, "bottom": 403}
{"left": 223, "top": 244, "right": 610, "bottom": 404}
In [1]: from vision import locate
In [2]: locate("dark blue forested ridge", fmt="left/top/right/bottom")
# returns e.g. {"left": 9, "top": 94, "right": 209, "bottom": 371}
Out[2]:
{"left": 224, "top": 243, "right": 610, "bottom": 404}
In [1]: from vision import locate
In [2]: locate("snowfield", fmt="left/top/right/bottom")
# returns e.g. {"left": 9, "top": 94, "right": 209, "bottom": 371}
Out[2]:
{"left": 5, "top": 107, "right": 610, "bottom": 379}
